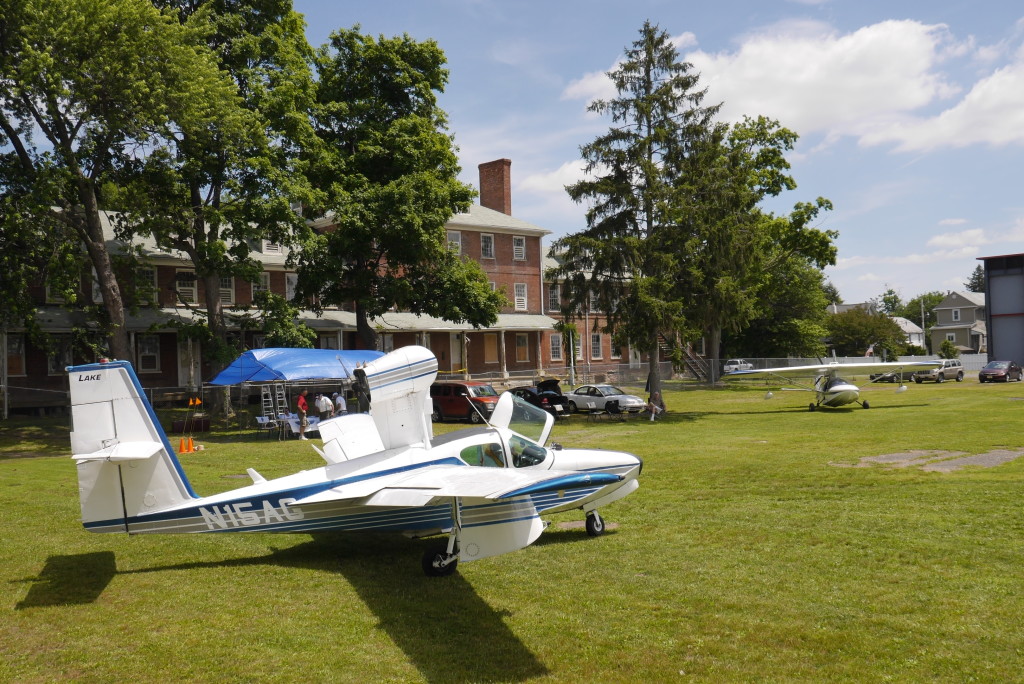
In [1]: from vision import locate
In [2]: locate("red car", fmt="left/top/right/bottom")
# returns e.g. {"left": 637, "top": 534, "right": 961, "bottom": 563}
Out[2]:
{"left": 978, "top": 360, "right": 1023, "bottom": 383}
{"left": 429, "top": 381, "right": 500, "bottom": 423}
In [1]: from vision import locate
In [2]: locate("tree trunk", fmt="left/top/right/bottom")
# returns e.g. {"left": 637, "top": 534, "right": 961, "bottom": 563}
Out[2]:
{"left": 355, "top": 301, "right": 378, "bottom": 350}
{"left": 708, "top": 324, "right": 723, "bottom": 384}
{"left": 647, "top": 337, "right": 663, "bottom": 400}
{"left": 75, "top": 182, "right": 130, "bottom": 362}
{"left": 201, "top": 272, "right": 234, "bottom": 418}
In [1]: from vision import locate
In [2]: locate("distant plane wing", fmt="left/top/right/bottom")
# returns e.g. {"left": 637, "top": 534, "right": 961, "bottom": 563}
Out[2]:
{"left": 723, "top": 360, "right": 942, "bottom": 384}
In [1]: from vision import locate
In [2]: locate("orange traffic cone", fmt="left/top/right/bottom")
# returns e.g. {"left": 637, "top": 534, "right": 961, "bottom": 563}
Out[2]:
{"left": 179, "top": 437, "right": 187, "bottom": 453}
{"left": 188, "top": 437, "right": 195, "bottom": 453}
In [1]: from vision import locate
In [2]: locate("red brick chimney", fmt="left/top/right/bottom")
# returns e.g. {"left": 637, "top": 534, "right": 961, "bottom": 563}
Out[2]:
{"left": 478, "top": 159, "right": 512, "bottom": 215}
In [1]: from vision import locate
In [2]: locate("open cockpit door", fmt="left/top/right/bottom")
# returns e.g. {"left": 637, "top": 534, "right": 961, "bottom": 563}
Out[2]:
{"left": 489, "top": 392, "right": 554, "bottom": 446}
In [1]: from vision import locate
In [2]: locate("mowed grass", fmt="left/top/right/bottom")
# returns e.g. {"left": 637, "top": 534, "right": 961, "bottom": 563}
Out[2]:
{"left": 2, "top": 375, "right": 1024, "bottom": 682}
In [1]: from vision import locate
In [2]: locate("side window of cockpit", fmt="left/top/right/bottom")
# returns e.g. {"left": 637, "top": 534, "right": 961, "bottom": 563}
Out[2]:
{"left": 460, "top": 443, "right": 505, "bottom": 468}
{"left": 509, "top": 435, "right": 547, "bottom": 468}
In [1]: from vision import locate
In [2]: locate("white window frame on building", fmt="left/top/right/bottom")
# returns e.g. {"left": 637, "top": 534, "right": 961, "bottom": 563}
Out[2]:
{"left": 319, "top": 334, "right": 339, "bottom": 350}
{"left": 285, "top": 273, "right": 298, "bottom": 301}
{"left": 512, "top": 235, "right": 526, "bottom": 261}
{"left": 952, "top": 309, "right": 961, "bottom": 322}
{"left": 175, "top": 269, "right": 197, "bottom": 305}
{"left": 219, "top": 276, "right": 235, "bottom": 305}
{"left": 137, "top": 267, "right": 159, "bottom": 305}
{"left": 262, "top": 240, "right": 283, "bottom": 254}
{"left": 549, "top": 333, "right": 563, "bottom": 361}
{"left": 136, "top": 334, "right": 161, "bottom": 372}
{"left": 514, "top": 283, "right": 528, "bottom": 311}
{"left": 590, "top": 333, "right": 603, "bottom": 359}
{"left": 380, "top": 334, "right": 395, "bottom": 353}
{"left": 589, "top": 291, "right": 600, "bottom": 312}
{"left": 946, "top": 332, "right": 956, "bottom": 342}
{"left": 574, "top": 335, "right": 582, "bottom": 360}
{"left": 480, "top": 233, "right": 495, "bottom": 259}
{"left": 47, "top": 334, "right": 73, "bottom": 376}
{"left": 252, "top": 272, "right": 271, "bottom": 299}
{"left": 610, "top": 343, "right": 622, "bottom": 360}
{"left": 447, "top": 230, "right": 462, "bottom": 254}
{"left": 515, "top": 333, "right": 529, "bottom": 362}
{"left": 489, "top": 281, "right": 497, "bottom": 291}
{"left": 6, "top": 334, "right": 26, "bottom": 376}
{"left": 547, "top": 284, "right": 560, "bottom": 312}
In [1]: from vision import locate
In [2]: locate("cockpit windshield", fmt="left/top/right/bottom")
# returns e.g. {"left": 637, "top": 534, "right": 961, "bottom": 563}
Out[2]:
{"left": 824, "top": 376, "right": 849, "bottom": 390}
{"left": 507, "top": 394, "right": 550, "bottom": 444}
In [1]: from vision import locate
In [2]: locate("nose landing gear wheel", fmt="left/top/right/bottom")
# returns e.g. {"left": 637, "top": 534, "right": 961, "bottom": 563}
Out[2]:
{"left": 585, "top": 511, "right": 605, "bottom": 537}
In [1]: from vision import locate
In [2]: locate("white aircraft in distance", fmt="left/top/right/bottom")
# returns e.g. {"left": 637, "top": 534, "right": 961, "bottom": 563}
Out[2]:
{"left": 66, "top": 346, "right": 641, "bottom": 576}
{"left": 723, "top": 360, "right": 942, "bottom": 411}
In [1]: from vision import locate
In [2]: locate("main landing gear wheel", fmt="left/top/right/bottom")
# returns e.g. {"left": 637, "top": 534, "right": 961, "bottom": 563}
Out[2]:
{"left": 808, "top": 403, "right": 816, "bottom": 412}
{"left": 862, "top": 400, "right": 870, "bottom": 409}
{"left": 585, "top": 511, "right": 605, "bottom": 537}
{"left": 422, "top": 545, "right": 459, "bottom": 577}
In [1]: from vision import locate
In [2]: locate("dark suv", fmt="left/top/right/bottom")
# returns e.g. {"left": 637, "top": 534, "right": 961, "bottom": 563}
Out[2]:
{"left": 430, "top": 381, "right": 500, "bottom": 423}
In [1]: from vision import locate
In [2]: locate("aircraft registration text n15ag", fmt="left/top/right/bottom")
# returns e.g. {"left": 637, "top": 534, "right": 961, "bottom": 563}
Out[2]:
{"left": 722, "top": 360, "right": 942, "bottom": 411}
{"left": 67, "top": 346, "right": 642, "bottom": 576}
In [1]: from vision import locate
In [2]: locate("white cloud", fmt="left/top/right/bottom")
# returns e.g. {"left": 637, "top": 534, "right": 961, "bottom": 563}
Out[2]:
{"left": 861, "top": 61, "right": 1024, "bottom": 151}
{"left": 518, "top": 160, "right": 587, "bottom": 195}
{"left": 685, "top": 19, "right": 961, "bottom": 138}
{"left": 938, "top": 218, "right": 968, "bottom": 226}
{"left": 927, "top": 228, "right": 987, "bottom": 249}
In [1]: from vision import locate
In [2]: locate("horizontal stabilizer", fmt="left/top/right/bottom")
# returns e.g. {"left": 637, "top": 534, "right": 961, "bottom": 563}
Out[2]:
{"left": 73, "top": 440, "right": 164, "bottom": 462}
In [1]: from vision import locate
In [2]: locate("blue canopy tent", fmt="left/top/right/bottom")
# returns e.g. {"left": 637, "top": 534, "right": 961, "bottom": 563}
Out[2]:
{"left": 209, "top": 348, "right": 385, "bottom": 385}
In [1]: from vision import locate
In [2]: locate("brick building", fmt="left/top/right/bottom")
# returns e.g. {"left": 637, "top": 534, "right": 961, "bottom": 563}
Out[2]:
{"left": 2, "top": 159, "right": 580, "bottom": 412}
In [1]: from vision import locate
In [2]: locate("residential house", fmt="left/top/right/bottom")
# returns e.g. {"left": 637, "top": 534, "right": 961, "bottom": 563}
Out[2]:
{"left": 929, "top": 291, "right": 986, "bottom": 353}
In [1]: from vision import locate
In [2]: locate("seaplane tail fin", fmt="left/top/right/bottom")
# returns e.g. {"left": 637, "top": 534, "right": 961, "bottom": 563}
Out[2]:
{"left": 68, "top": 361, "right": 197, "bottom": 532}
{"left": 354, "top": 345, "right": 438, "bottom": 451}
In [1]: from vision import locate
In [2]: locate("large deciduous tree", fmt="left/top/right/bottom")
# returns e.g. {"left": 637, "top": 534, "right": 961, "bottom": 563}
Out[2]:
{"left": 295, "top": 27, "right": 504, "bottom": 349}
{"left": 825, "top": 308, "right": 905, "bottom": 358}
{"left": 112, "top": 0, "right": 317, "bottom": 378}
{"left": 0, "top": 0, "right": 235, "bottom": 361}
{"left": 674, "top": 116, "right": 835, "bottom": 379}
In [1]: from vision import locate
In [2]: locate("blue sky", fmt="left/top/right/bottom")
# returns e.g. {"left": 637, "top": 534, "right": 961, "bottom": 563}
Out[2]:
{"left": 293, "top": 0, "right": 1024, "bottom": 305}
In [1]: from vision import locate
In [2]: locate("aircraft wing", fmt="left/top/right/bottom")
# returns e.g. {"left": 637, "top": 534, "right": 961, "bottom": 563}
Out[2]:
{"left": 293, "top": 463, "right": 624, "bottom": 507}
{"left": 723, "top": 360, "right": 942, "bottom": 383}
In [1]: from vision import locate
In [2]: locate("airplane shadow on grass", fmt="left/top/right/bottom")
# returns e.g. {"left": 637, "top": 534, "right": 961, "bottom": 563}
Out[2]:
{"left": 15, "top": 534, "right": 548, "bottom": 683}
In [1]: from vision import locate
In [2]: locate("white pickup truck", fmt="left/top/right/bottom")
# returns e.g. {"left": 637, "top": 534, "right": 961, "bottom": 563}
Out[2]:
{"left": 723, "top": 359, "right": 754, "bottom": 373}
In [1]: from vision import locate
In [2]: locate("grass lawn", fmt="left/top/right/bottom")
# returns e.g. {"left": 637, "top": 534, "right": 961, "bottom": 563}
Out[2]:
{"left": 2, "top": 375, "right": 1023, "bottom": 681}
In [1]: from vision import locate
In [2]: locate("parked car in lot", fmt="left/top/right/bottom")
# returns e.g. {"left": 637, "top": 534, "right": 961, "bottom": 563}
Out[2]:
{"left": 507, "top": 379, "right": 570, "bottom": 417}
{"left": 723, "top": 359, "right": 754, "bottom": 373}
{"left": 913, "top": 358, "right": 964, "bottom": 383}
{"left": 566, "top": 384, "right": 646, "bottom": 413}
{"left": 978, "top": 360, "right": 1023, "bottom": 383}
{"left": 868, "top": 370, "right": 916, "bottom": 383}
{"left": 429, "top": 381, "right": 500, "bottom": 423}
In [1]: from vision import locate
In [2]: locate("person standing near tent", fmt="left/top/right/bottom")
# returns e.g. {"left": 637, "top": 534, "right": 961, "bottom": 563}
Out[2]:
{"left": 315, "top": 392, "right": 333, "bottom": 421}
{"left": 296, "top": 389, "right": 310, "bottom": 440}
{"left": 333, "top": 392, "right": 347, "bottom": 416}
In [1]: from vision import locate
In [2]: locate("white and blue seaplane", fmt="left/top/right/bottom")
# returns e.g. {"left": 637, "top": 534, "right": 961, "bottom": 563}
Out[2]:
{"left": 723, "top": 360, "right": 942, "bottom": 411}
{"left": 67, "top": 346, "right": 642, "bottom": 576}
